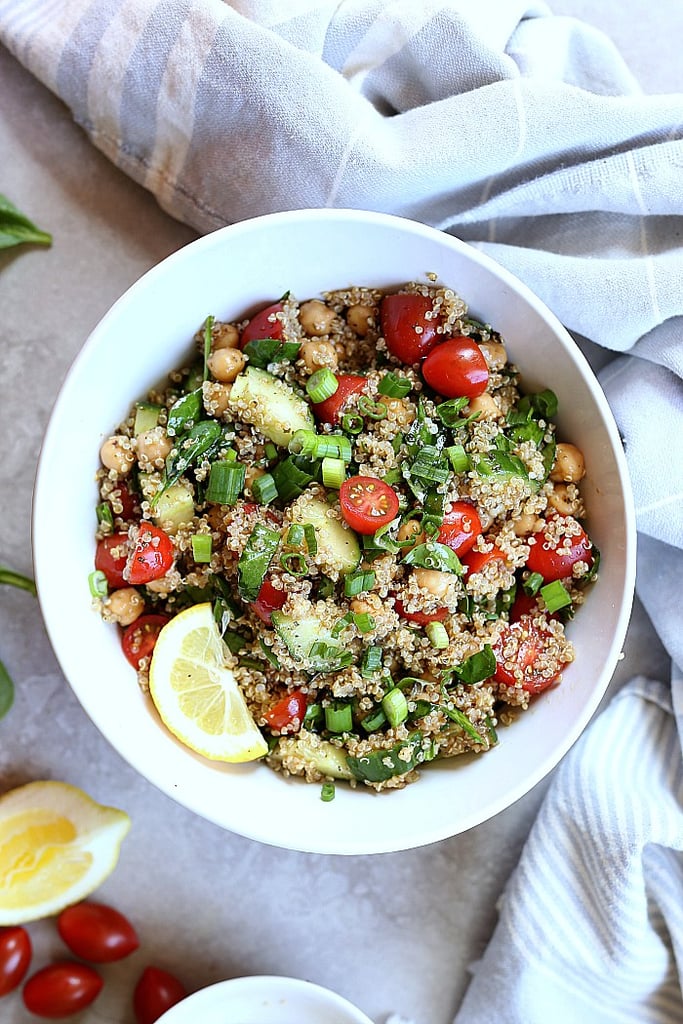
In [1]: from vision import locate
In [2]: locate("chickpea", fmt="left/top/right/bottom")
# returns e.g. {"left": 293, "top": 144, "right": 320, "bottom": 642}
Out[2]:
{"left": 300, "top": 339, "right": 338, "bottom": 373}
{"left": 397, "top": 519, "right": 425, "bottom": 550}
{"left": 136, "top": 427, "right": 172, "bottom": 467}
{"left": 350, "top": 594, "right": 381, "bottom": 616}
{"left": 100, "top": 435, "right": 135, "bottom": 476}
{"left": 383, "top": 396, "right": 415, "bottom": 427}
{"left": 145, "top": 574, "right": 175, "bottom": 596}
{"left": 550, "top": 443, "right": 585, "bottom": 483}
{"left": 467, "top": 393, "right": 502, "bottom": 420}
{"left": 413, "top": 569, "right": 452, "bottom": 600}
{"left": 478, "top": 341, "right": 507, "bottom": 370}
{"left": 203, "top": 381, "right": 232, "bottom": 417}
{"left": 212, "top": 322, "right": 240, "bottom": 350}
{"left": 107, "top": 587, "right": 145, "bottom": 626}
{"left": 208, "top": 347, "right": 246, "bottom": 383}
{"left": 513, "top": 512, "right": 541, "bottom": 537}
{"left": 299, "top": 299, "right": 335, "bottom": 337}
{"left": 346, "top": 304, "right": 375, "bottom": 336}
{"left": 547, "top": 482, "right": 580, "bottom": 516}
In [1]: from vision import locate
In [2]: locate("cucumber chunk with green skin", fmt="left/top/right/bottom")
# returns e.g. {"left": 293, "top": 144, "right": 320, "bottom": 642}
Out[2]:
{"left": 276, "top": 731, "right": 353, "bottom": 780}
{"left": 290, "top": 492, "right": 360, "bottom": 576}
{"left": 133, "top": 402, "right": 162, "bottom": 435}
{"left": 271, "top": 611, "right": 351, "bottom": 673}
{"left": 228, "top": 367, "right": 314, "bottom": 447}
{"left": 140, "top": 474, "right": 194, "bottom": 533}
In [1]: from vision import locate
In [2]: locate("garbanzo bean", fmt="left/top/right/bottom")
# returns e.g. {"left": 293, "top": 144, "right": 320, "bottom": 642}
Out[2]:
{"left": 203, "top": 382, "right": 232, "bottom": 417}
{"left": 212, "top": 322, "right": 240, "bottom": 350}
{"left": 550, "top": 443, "right": 585, "bottom": 483}
{"left": 383, "top": 396, "right": 415, "bottom": 427}
{"left": 300, "top": 339, "right": 338, "bottom": 372}
{"left": 299, "top": 299, "right": 335, "bottom": 336}
{"left": 478, "top": 341, "right": 507, "bottom": 369}
{"left": 397, "top": 519, "right": 425, "bottom": 550}
{"left": 100, "top": 436, "right": 135, "bottom": 476}
{"left": 346, "top": 304, "right": 375, "bottom": 336}
{"left": 413, "top": 569, "right": 452, "bottom": 600}
{"left": 208, "top": 347, "right": 246, "bottom": 383}
{"left": 467, "top": 393, "right": 502, "bottom": 420}
{"left": 350, "top": 594, "right": 382, "bottom": 616}
{"left": 547, "top": 482, "right": 580, "bottom": 516}
{"left": 136, "top": 427, "right": 171, "bottom": 467}
{"left": 107, "top": 587, "right": 145, "bottom": 626}
{"left": 513, "top": 512, "right": 541, "bottom": 537}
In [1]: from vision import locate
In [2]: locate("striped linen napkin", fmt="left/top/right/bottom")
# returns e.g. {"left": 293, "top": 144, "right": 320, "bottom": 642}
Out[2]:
{"left": 1, "top": 2, "right": 682, "bottom": 1020}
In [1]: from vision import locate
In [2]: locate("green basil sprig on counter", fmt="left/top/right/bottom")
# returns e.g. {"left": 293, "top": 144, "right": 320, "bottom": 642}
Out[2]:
{"left": 0, "top": 565, "right": 38, "bottom": 720}
{"left": 0, "top": 195, "right": 52, "bottom": 250}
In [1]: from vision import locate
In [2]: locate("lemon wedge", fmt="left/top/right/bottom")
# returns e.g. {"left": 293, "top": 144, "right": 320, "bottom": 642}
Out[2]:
{"left": 148, "top": 602, "right": 268, "bottom": 763}
{"left": 0, "top": 780, "right": 130, "bottom": 925}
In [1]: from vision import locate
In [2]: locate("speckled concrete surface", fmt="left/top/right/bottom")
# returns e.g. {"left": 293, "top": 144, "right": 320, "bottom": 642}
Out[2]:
{"left": 0, "top": 4, "right": 679, "bottom": 1022}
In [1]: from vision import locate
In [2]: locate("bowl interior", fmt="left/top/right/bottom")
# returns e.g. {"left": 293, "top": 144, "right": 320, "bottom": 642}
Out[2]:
{"left": 32, "top": 210, "right": 635, "bottom": 854}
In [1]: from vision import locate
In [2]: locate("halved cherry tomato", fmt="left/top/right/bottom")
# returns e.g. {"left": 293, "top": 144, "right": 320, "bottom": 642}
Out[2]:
{"left": 121, "top": 614, "right": 170, "bottom": 670}
{"left": 438, "top": 502, "right": 483, "bottom": 557}
{"left": 239, "top": 301, "right": 284, "bottom": 349}
{"left": 111, "top": 480, "right": 141, "bottom": 521}
{"left": 126, "top": 523, "right": 174, "bottom": 585}
{"left": 23, "top": 962, "right": 103, "bottom": 1018}
{"left": 133, "top": 966, "right": 187, "bottom": 1024}
{"left": 312, "top": 374, "right": 367, "bottom": 425}
{"left": 380, "top": 293, "right": 441, "bottom": 364}
{"left": 421, "top": 336, "right": 489, "bottom": 399}
{"left": 339, "top": 475, "right": 400, "bottom": 535}
{"left": 393, "top": 599, "right": 448, "bottom": 625}
{"left": 461, "top": 540, "right": 507, "bottom": 577}
{"left": 526, "top": 515, "right": 593, "bottom": 583}
{"left": 493, "top": 616, "right": 569, "bottom": 693}
{"left": 95, "top": 534, "right": 129, "bottom": 588}
{"left": 264, "top": 690, "right": 308, "bottom": 734}
{"left": 57, "top": 902, "right": 139, "bottom": 963}
{"left": 0, "top": 926, "right": 31, "bottom": 996}
{"left": 250, "top": 577, "right": 286, "bottom": 625}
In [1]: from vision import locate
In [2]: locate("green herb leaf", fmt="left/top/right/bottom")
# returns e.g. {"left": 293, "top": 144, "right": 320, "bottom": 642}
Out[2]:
{"left": 159, "top": 419, "right": 222, "bottom": 499}
{"left": 0, "top": 659, "right": 14, "bottom": 720}
{"left": 237, "top": 523, "right": 281, "bottom": 602}
{"left": 451, "top": 645, "right": 496, "bottom": 685}
{"left": 346, "top": 732, "right": 431, "bottom": 783}
{"left": 0, "top": 567, "right": 37, "bottom": 597}
{"left": 0, "top": 195, "right": 52, "bottom": 250}
{"left": 402, "top": 541, "right": 463, "bottom": 574}
{"left": 243, "top": 338, "right": 301, "bottom": 368}
{"left": 166, "top": 388, "right": 203, "bottom": 437}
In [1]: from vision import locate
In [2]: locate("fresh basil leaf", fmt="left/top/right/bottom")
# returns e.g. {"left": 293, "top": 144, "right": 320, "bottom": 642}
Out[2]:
{"left": 166, "top": 388, "right": 203, "bottom": 437}
{"left": 452, "top": 645, "right": 496, "bottom": 685}
{"left": 0, "top": 195, "right": 52, "bottom": 250}
{"left": 0, "top": 659, "right": 14, "bottom": 719}
{"left": 435, "top": 397, "right": 469, "bottom": 427}
{"left": 243, "top": 338, "right": 301, "bottom": 368}
{"left": 346, "top": 732, "right": 430, "bottom": 783}
{"left": 402, "top": 541, "right": 463, "bottom": 574}
{"left": 237, "top": 523, "right": 281, "bottom": 602}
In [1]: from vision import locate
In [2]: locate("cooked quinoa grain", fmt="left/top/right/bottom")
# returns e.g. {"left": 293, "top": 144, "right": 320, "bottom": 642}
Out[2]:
{"left": 94, "top": 281, "right": 598, "bottom": 793}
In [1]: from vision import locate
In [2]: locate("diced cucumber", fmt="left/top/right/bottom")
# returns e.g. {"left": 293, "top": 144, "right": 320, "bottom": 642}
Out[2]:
{"left": 271, "top": 611, "right": 350, "bottom": 673}
{"left": 140, "top": 474, "right": 195, "bottom": 533}
{"left": 133, "top": 402, "right": 162, "bottom": 435}
{"left": 290, "top": 492, "right": 360, "bottom": 576}
{"left": 287, "top": 731, "right": 353, "bottom": 780}
{"left": 228, "top": 367, "right": 313, "bottom": 447}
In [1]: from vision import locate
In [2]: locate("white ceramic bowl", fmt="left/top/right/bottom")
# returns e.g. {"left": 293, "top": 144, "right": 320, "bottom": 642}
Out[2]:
{"left": 156, "top": 975, "right": 373, "bottom": 1024}
{"left": 32, "top": 209, "right": 636, "bottom": 855}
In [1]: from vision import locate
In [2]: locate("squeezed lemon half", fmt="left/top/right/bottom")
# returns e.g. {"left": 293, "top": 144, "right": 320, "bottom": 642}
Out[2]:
{"left": 0, "top": 780, "right": 130, "bottom": 924}
{"left": 148, "top": 602, "right": 268, "bottom": 763}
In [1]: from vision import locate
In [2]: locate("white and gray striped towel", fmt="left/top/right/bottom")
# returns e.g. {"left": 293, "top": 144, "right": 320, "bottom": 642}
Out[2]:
{"left": 1, "top": 2, "right": 682, "bottom": 1021}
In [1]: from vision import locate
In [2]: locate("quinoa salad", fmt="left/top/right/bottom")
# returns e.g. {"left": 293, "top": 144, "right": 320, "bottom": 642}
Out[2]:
{"left": 92, "top": 281, "right": 598, "bottom": 793}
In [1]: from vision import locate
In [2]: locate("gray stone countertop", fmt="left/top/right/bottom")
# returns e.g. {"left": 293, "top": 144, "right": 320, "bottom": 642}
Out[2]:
{"left": 0, "top": 3, "right": 679, "bottom": 1022}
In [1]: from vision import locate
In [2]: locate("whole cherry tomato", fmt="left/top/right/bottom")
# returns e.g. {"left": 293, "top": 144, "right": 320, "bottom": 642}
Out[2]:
{"left": 526, "top": 515, "right": 593, "bottom": 583}
{"left": 493, "top": 616, "right": 569, "bottom": 693}
{"left": 437, "top": 502, "right": 483, "bottom": 557}
{"left": 133, "top": 966, "right": 187, "bottom": 1024}
{"left": 421, "top": 337, "right": 489, "bottom": 399}
{"left": 239, "top": 301, "right": 284, "bottom": 349}
{"left": 264, "top": 690, "right": 308, "bottom": 734}
{"left": 312, "top": 374, "right": 367, "bottom": 425}
{"left": 393, "top": 599, "right": 448, "bottom": 625}
{"left": 250, "top": 577, "right": 286, "bottom": 625}
{"left": 461, "top": 540, "right": 508, "bottom": 577}
{"left": 95, "top": 534, "right": 129, "bottom": 588}
{"left": 339, "top": 476, "right": 400, "bottom": 535}
{"left": 57, "top": 902, "right": 139, "bottom": 963}
{"left": 22, "top": 962, "right": 103, "bottom": 1019}
{"left": 0, "top": 926, "right": 31, "bottom": 997}
{"left": 126, "top": 523, "right": 174, "bottom": 585}
{"left": 380, "top": 293, "right": 441, "bottom": 363}
{"left": 121, "top": 613, "right": 170, "bottom": 670}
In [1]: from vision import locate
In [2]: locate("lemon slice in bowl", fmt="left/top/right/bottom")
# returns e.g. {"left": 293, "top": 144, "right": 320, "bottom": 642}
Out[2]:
{"left": 0, "top": 780, "right": 130, "bottom": 924}
{"left": 148, "top": 602, "right": 268, "bottom": 763}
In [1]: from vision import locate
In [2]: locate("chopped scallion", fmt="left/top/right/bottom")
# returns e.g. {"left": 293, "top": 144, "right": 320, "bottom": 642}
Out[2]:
{"left": 322, "top": 456, "right": 346, "bottom": 489}
{"left": 264, "top": 442, "right": 278, "bottom": 463}
{"left": 523, "top": 572, "right": 544, "bottom": 597}
{"left": 191, "top": 534, "right": 212, "bottom": 563}
{"left": 340, "top": 412, "right": 364, "bottom": 435}
{"left": 378, "top": 372, "right": 412, "bottom": 398}
{"left": 353, "top": 612, "right": 375, "bottom": 634}
{"left": 321, "top": 781, "right": 336, "bottom": 802}
{"left": 205, "top": 459, "right": 245, "bottom": 504}
{"left": 289, "top": 429, "right": 351, "bottom": 462}
{"left": 96, "top": 502, "right": 114, "bottom": 529}
{"left": 286, "top": 524, "right": 305, "bottom": 547}
{"left": 382, "top": 687, "right": 409, "bottom": 728}
{"left": 251, "top": 472, "right": 278, "bottom": 505}
{"left": 303, "top": 523, "right": 317, "bottom": 556}
{"left": 446, "top": 444, "right": 470, "bottom": 473}
{"left": 88, "top": 570, "right": 108, "bottom": 598}
{"left": 306, "top": 368, "right": 338, "bottom": 403}
{"left": 425, "top": 621, "right": 449, "bottom": 649}
{"left": 540, "top": 579, "right": 572, "bottom": 613}
{"left": 361, "top": 645, "right": 383, "bottom": 677}
{"left": 357, "top": 395, "right": 387, "bottom": 420}
{"left": 325, "top": 701, "right": 353, "bottom": 733}
{"left": 280, "top": 552, "right": 308, "bottom": 576}
{"left": 361, "top": 706, "right": 387, "bottom": 732}
{"left": 344, "top": 569, "right": 376, "bottom": 598}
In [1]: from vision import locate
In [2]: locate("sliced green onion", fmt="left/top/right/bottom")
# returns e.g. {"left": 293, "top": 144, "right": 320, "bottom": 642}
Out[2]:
{"left": 361, "top": 645, "right": 383, "bottom": 677}
{"left": 325, "top": 702, "right": 353, "bottom": 733}
{"left": 251, "top": 472, "right": 278, "bottom": 505}
{"left": 303, "top": 523, "right": 317, "bottom": 556}
{"left": 191, "top": 534, "right": 212, "bottom": 563}
{"left": 357, "top": 395, "right": 387, "bottom": 420}
{"left": 0, "top": 659, "right": 14, "bottom": 721}
{"left": 303, "top": 703, "right": 323, "bottom": 730}
{"left": 289, "top": 430, "right": 352, "bottom": 462}
{"left": 353, "top": 612, "right": 375, "bottom": 634}
{"left": 361, "top": 706, "right": 387, "bottom": 732}
{"left": 382, "top": 687, "right": 409, "bottom": 728}
{"left": 264, "top": 442, "right": 278, "bottom": 462}
{"left": 88, "top": 570, "right": 108, "bottom": 598}
{"left": 237, "top": 523, "right": 281, "bottom": 602}
{"left": 270, "top": 456, "right": 318, "bottom": 502}
{"left": 205, "top": 460, "right": 245, "bottom": 504}
{"left": 340, "top": 412, "right": 363, "bottom": 435}
{"left": 540, "top": 579, "right": 572, "bottom": 613}
{"left": 446, "top": 444, "right": 470, "bottom": 473}
{"left": 306, "top": 368, "right": 338, "bottom": 403}
{"left": 322, "top": 456, "right": 346, "bottom": 489}
{"left": 344, "top": 569, "right": 376, "bottom": 598}
{"left": 96, "top": 502, "right": 114, "bottom": 529}
{"left": 280, "top": 552, "right": 308, "bottom": 576}
{"left": 331, "top": 611, "right": 354, "bottom": 638}
{"left": 286, "top": 524, "right": 305, "bottom": 547}
{"left": 378, "top": 372, "right": 411, "bottom": 398}
{"left": 523, "top": 572, "right": 544, "bottom": 597}
{"left": 321, "top": 781, "right": 336, "bottom": 802}
{"left": 425, "top": 621, "right": 449, "bottom": 649}
{"left": 287, "top": 429, "right": 318, "bottom": 458}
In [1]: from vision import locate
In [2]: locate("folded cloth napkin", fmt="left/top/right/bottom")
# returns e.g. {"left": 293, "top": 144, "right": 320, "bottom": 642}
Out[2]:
{"left": 2, "top": 1, "right": 682, "bottom": 1020}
